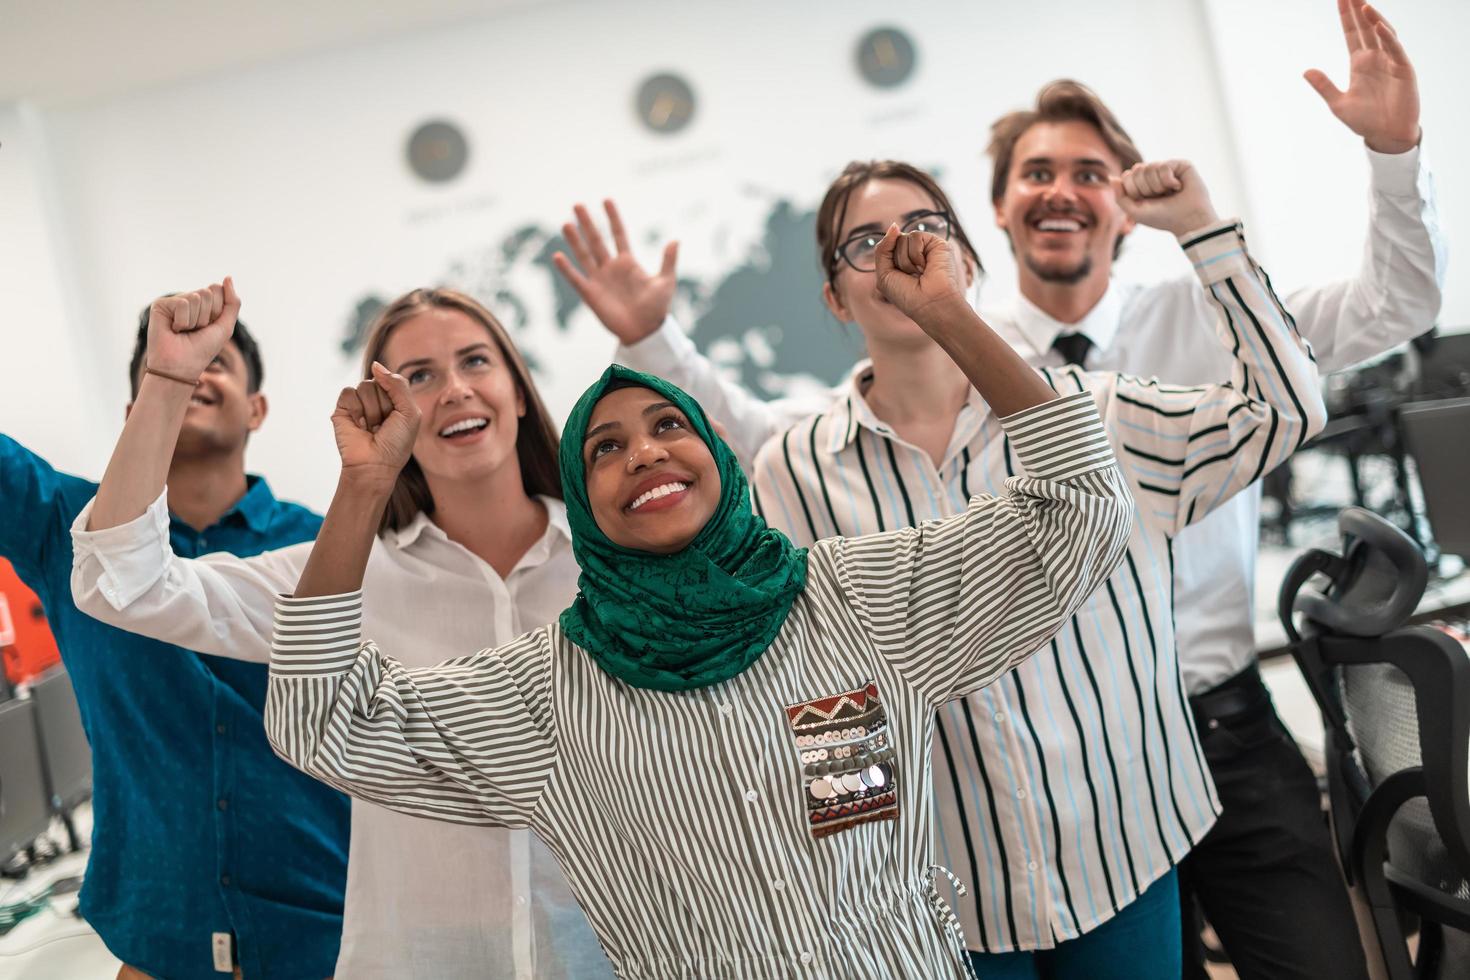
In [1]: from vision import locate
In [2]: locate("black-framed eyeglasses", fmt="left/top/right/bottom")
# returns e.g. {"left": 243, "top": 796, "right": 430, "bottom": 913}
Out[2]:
{"left": 833, "top": 210, "right": 952, "bottom": 273}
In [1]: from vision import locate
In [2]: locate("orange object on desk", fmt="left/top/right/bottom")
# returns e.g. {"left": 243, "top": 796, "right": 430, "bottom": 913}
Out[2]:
{"left": 1, "top": 557, "right": 61, "bottom": 684}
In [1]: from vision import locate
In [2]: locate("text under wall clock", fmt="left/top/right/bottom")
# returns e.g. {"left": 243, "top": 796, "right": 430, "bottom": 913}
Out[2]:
{"left": 635, "top": 73, "right": 696, "bottom": 135}
{"left": 406, "top": 120, "right": 469, "bottom": 183}
{"left": 855, "top": 27, "right": 917, "bottom": 88}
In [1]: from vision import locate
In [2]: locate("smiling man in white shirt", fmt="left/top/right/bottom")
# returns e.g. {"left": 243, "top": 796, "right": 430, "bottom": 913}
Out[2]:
{"left": 981, "top": 3, "right": 1443, "bottom": 977}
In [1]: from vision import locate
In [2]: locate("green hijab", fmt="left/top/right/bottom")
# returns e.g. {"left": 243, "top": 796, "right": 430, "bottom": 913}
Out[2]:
{"left": 557, "top": 365, "right": 808, "bottom": 692}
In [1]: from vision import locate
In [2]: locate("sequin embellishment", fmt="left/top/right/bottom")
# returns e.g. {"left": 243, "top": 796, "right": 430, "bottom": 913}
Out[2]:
{"left": 784, "top": 683, "right": 898, "bottom": 838}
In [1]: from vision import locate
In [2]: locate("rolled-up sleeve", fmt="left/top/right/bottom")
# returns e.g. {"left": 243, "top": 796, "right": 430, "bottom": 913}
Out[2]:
{"left": 71, "top": 491, "right": 303, "bottom": 663}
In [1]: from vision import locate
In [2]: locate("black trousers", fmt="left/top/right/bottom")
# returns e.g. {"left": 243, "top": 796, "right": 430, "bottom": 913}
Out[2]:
{"left": 1179, "top": 664, "right": 1370, "bottom": 980}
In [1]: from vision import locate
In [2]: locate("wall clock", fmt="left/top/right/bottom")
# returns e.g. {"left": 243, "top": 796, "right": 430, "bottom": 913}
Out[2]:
{"left": 635, "top": 73, "right": 696, "bottom": 135}
{"left": 856, "top": 27, "right": 917, "bottom": 89}
{"left": 406, "top": 120, "right": 469, "bottom": 183}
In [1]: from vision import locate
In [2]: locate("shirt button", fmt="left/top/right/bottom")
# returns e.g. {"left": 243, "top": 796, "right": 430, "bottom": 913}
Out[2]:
{"left": 771, "top": 879, "right": 786, "bottom": 891}
{"left": 515, "top": 895, "right": 528, "bottom": 906}
{"left": 1015, "top": 788, "right": 1027, "bottom": 800}
{"left": 219, "top": 874, "right": 231, "bottom": 887}
{"left": 744, "top": 789, "right": 759, "bottom": 803}
{"left": 719, "top": 703, "right": 734, "bottom": 717}
{"left": 216, "top": 724, "right": 227, "bottom": 736}
{"left": 799, "top": 951, "right": 814, "bottom": 965}
{"left": 217, "top": 798, "right": 229, "bottom": 811}
{"left": 1027, "top": 861, "right": 1039, "bottom": 872}
{"left": 993, "top": 711, "right": 1007, "bottom": 723}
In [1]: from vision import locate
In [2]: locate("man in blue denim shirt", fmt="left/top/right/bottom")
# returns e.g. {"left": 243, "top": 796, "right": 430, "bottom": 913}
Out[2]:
{"left": 1, "top": 282, "right": 348, "bottom": 978}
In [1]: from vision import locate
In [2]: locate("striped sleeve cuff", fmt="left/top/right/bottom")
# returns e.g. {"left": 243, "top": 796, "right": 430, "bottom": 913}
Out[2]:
{"left": 1178, "top": 218, "right": 1249, "bottom": 286}
{"left": 271, "top": 590, "right": 364, "bottom": 675}
{"left": 999, "top": 390, "right": 1116, "bottom": 482}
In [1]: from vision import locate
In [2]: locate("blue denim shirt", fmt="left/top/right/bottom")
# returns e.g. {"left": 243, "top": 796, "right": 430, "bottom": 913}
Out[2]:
{"left": 0, "top": 434, "right": 348, "bottom": 979}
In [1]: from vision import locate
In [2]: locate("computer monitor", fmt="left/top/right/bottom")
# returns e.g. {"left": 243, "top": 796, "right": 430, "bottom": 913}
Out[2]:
{"left": 0, "top": 698, "right": 51, "bottom": 864}
{"left": 29, "top": 666, "right": 92, "bottom": 812}
{"left": 1399, "top": 397, "right": 1470, "bottom": 560}
{"left": 1413, "top": 330, "right": 1470, "bottom": 399}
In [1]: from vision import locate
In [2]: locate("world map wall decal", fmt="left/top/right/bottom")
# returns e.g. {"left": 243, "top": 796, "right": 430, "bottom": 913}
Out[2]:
{"left": 340, "top": 198, "right": 861, "bottom": 404}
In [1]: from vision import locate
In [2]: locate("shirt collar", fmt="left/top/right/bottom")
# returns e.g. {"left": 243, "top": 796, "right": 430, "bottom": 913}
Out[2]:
{"left": 388, "top": 510, "right": 439, "bottom": 549}
{"left": 822, "top": 362, "right": 874, "bottom": 454}
{"left": 387, "top": 496, "right": 572, "bottom": 551}
{"left": 227, "top": 475, "right": 279, "bottom": 533}
{"left": 820, "top": 363, "right": 992, "bottom": 455}
{"left": 1001, "top": 280, "right": 1126, "bottom": 362}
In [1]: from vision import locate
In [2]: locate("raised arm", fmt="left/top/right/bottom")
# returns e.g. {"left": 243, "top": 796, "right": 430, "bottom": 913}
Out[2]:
{"left": 266, "top": 592, "right": 558, "bottom": 828}
{"left": 291, "top": 363, "right": 418, "bottom": 598}
{"left": 1095, "top": 161, "right": 1327, "bottom": 535}
{"left": 804, "top": 392, "right": 1133, "bottom": 707}
{"left": 777, "top": 228, "right": 1131, "bottom": 704}
{"left": 1292, "top": 0, "right": 1443, "bottom": 370}
{"left": 68, "top": 276, "right": 309, "bottom": 662}
{"left": 263, "top": 364, "right": 558, "bottom": 825}
{"left": 88, "top": 279, "right": 240, "bottom": 530}
{"left": 0, "top": 435, "right": 88, "bottom": 580}
{"left": 870, "top": 224, "right": 1058, "bottom": 417}
{"left": 71, "top": 496, "right": 307, "bottom": 664}
{"left": 552, "top": 199, "right": 829, "bottom": 465}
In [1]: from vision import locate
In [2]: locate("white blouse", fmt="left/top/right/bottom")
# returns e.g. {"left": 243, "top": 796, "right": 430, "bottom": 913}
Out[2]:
{"left": 71, "top": 496, "right": 612, "bottom": 978}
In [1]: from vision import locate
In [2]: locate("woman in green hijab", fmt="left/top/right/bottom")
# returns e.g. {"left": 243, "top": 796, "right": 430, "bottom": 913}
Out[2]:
{"left": 263, "top": 226, "right": 1134, "bottom": 979}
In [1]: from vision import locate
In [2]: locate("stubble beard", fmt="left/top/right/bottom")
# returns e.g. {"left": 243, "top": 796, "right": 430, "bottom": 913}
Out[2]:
{"left": 1025, "top": 252, "right": 1093, "bottom": 285}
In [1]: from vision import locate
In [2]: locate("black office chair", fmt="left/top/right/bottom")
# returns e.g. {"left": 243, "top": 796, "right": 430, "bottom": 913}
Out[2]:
{"left": 1279, "top": 507, "right": 1470, "bottom": 978}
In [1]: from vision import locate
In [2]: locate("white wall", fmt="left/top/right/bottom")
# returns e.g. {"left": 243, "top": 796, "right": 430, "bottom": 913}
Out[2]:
{"left": 1203, "top": 0, "right": 1464, "bottom": 328}
{"left": 0, "top": 103, "right": 112, "bottom": 474}
{"left": 2, "top": 0, "right": 1448, "bottom": 509}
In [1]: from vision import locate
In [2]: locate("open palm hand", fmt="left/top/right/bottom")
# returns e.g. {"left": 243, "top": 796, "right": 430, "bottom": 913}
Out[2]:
{"left": 552, "top": 200, "right": 679, "bottom": 345}
{"left": 1304, "top": 0, "right": 1419, "bottom": 154}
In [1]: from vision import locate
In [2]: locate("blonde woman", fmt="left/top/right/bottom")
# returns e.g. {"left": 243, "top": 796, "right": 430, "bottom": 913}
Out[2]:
{"left": 73, "top": 288, "right": 611, "bottom": 978}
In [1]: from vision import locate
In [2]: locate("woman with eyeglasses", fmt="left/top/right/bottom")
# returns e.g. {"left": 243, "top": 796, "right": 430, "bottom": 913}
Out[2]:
{"left": 555, "top": 159, "right": 1327, "bottom": 977}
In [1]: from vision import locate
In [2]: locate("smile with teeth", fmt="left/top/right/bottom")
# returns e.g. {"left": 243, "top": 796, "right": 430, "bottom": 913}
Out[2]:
{"left": 628, "top": 481, "right": 689, "bottom": 512}
{"left": 1034, "top": 217, "right": 1084, "bottom": 232}
{"left": 439, "top": 418, "right": 489, "bottom": 438}
{"left": 188, "top": 393, "right": 215, "bottom": 407}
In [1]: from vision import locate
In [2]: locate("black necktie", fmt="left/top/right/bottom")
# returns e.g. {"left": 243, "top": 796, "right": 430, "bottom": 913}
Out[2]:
{"left": 1052, "top": 331, "right": 1094, "bottom": 367}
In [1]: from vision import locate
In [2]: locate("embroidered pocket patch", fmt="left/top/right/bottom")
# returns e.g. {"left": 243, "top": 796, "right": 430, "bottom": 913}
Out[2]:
{"left": 784, "top": 682, "right": 898, "bottom": 839}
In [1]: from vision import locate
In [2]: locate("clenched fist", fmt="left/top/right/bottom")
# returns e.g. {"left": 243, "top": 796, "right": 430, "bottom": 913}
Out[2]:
{"left": 146, "top": 278, "right": 240, "bottom": 383}
{"left": 331, "top": 362, "right": 421, "bottom": 496}
{"left": 873, "top": 226, "right": 969, "bottom": 327}
{"left": 1111, "top": 161, "right": 1220, "bottom": 237}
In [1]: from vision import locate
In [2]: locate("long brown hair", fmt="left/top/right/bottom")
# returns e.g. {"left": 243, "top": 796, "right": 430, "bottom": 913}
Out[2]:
{"left": 358, "top": 288, "right": 563, "bottom": 533}
{"left": 815, "top": 160, "right": 984, "bottom": 290}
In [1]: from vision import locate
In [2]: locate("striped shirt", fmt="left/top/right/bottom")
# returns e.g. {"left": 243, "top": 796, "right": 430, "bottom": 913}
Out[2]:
{"left": 749, "top": 221, "right": 1327, "bottom": 951}
{"left": 264, "top": 392, "right": 1133, "bottom": 980}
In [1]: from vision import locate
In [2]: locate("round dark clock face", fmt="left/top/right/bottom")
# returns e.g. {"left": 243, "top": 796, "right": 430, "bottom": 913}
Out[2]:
{"left": 635, "top": 73, "right": 696, "bottom": 135}
{"left": 855, "top": 27, "right": 917, "bottom": 89}
{"left": 406, "top": 120, "right": 469, "bottom": 183}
